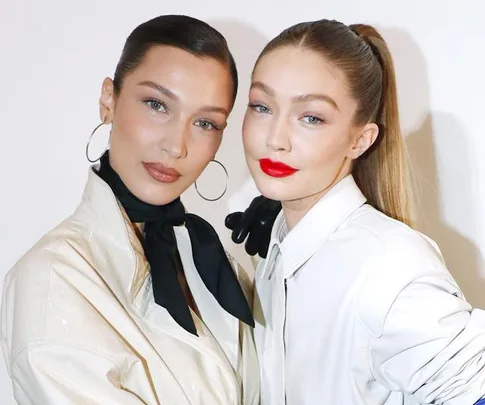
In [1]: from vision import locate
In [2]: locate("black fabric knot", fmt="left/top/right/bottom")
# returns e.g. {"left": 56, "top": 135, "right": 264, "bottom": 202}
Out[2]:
{"left": 96, "top": 151, "right": 254, "bottom": 335}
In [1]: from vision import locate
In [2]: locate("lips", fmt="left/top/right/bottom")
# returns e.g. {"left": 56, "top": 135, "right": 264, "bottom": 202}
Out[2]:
{"left": 259, "top": 158, "right": 298, "bottom": 178}
{"left": 143, "top": 162, "right": 181, "bottom": 184}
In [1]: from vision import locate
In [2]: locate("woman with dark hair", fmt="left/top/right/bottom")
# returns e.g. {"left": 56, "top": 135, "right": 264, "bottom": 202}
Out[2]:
{"left": 1, "top": 15, "right": 259, "bottom": 405}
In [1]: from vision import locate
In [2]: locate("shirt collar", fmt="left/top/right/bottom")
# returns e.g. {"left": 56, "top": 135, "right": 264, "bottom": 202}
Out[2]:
{"left": 261, "top": 175, "right": 367, "bottom": 279}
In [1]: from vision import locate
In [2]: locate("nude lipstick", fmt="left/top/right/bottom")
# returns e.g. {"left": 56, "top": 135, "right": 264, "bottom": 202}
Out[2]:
{"left": 143, "top": 162, "right": 181, "bottom": 184}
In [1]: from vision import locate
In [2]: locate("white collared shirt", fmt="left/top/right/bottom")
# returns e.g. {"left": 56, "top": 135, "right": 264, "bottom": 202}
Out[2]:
{"left": 254, "top": 175, "right": 485, "bottom": 404}
{"left": 1, "top": 169, "right": 259, "bottom": 405}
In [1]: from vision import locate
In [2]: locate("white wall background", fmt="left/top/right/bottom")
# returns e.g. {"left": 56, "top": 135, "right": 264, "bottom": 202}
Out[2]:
{"left": 1, "top": 0, "right": 484, "bottom": 402}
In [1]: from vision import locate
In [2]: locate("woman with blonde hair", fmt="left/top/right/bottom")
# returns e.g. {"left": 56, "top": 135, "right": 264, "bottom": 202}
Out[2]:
{"left": 228, "top": 18, "right": 485, "bottom": 404}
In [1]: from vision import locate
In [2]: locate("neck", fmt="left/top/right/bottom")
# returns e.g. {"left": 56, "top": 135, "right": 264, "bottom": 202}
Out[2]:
{"left": 282, "top": 190, "right": 327, "bottom": 231}
{"left": 282, "top": 170, "right": 350, "bottom": 231}
{"left": 133, "top": 222, "right": 145, "bottom": 242}
{"left": 134, "top": 222, "right": 144, "bottom": 233}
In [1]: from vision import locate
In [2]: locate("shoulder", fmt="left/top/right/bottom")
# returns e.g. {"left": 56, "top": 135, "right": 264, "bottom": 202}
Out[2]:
{"left": 4, "top": 219, "right": 77, "bottom": 298}
{"left": 346, "top": 206, "right": 457, "bottom": 337}
{"left": 344, "top": 204, "right": 444, "bottom": 267}
{"left": 2, "top": 218, "right": 96, "bottom": 358}
{"left": 4, "top": 217, "right": 85, "bottom": 291}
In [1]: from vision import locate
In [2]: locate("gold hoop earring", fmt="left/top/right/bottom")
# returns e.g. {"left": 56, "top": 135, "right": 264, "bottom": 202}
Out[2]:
{"left": 85, "top": 122, "right": 110, "bottom": 163}
{"left": 194, "top": 159, "right": 228, "bottom": 202}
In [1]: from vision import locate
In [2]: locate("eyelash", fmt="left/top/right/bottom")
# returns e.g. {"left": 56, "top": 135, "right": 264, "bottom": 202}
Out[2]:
{"left": 249, "top": 103, "right": 325, "bottom": 125}
{"left": 301, "top": 115, "right": 325, "bottom": 125}
{"left": 143, "top": 98, "right": 168, "bottom": 113}
{"left": 194, "top": 120, "right": 221, "bottom": 132}
{"left": 248, "top": 103, "right": 271, "bottom": 114}
{"left": 143, "top": 98, "right": 221, "bottom": 132}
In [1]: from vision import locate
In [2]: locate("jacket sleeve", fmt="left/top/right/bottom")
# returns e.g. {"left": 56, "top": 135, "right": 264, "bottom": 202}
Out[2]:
{"left": 367, "top": 274, "right": 485, "bottom": 404}
{"left": 9, "top": 343, "right": 150, "bottom": 405}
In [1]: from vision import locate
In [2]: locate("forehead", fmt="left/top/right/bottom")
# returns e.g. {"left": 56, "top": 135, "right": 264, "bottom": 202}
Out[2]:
{"left": 253, "top": 46, "right": 350, "bottom": 100}
{"left": 124, "top": 45, "right": 233, "bottom": 106}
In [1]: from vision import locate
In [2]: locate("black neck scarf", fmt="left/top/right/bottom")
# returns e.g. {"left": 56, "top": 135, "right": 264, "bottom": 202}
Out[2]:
{"left": 96, "top": 152, "right": 254, "bottom": 335}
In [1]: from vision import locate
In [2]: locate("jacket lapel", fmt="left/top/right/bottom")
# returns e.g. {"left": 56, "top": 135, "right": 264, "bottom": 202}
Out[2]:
{"left": 74, "top": 168, "right": 239, "bottom": 381}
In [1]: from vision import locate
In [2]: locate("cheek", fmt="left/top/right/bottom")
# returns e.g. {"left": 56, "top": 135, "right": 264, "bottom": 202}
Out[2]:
{"left": 111, "top": 98, "right": 154, "bottom": 148}
{"left": 242, "top": 113, "right": 261, "bottom": 156}
{"left": 294, "top": 132, "right": 349, "bottom": 170}
{"left": 186, "top": 136, "right": 221, "bottom": 175}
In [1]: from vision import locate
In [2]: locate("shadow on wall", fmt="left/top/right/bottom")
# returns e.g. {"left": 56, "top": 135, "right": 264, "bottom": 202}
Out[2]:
{"left": 383, "top": 27, "right": 485, "bottom": 307}
{"left": 182, "top": 20, "right": 268, "bottom": 276}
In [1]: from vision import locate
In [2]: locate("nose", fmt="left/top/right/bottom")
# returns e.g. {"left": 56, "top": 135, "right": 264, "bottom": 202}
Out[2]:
{"left": 266, "top": 116, "right": 291, "bottom": 153}
{"left": 159, "top": 121, "right": 189, "bottom": 159}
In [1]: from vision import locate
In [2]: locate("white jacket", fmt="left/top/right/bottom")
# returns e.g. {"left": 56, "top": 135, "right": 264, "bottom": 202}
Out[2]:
{"left": 1, "top": 169, "right": 260, "bottom": 405}
{"left": 254, "top": 175, "right": 485, "bottom": 405}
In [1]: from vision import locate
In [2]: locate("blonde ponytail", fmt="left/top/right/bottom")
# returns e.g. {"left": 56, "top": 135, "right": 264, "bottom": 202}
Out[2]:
{"left": 350, "top": 24, "right": 415, "bottom": 227}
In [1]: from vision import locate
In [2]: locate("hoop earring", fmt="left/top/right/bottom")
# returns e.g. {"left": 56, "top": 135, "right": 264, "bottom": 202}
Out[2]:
{"left": 195, "top": 159, "right": 228, "bottom": 202}
{"left": 85, "top": 122, "right": 110, "bottom": 163}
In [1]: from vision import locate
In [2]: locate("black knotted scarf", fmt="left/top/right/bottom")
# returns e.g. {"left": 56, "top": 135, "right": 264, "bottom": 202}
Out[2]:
{"left": 96, "top": 152, "right": 254, "bottom": 335}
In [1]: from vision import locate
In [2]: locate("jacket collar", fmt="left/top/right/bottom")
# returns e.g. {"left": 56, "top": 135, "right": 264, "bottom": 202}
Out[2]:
{"left": 73, "top": 167, "right": 149, "bottom": 303}
{"left": 72, "top": 168, "right": 241, "bottom": 375}
{"left": 260, "top": 175, "right": 367, "bottom": 279}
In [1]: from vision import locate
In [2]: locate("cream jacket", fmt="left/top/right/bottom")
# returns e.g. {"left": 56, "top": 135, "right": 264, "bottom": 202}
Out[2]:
{"left": 255, "top": 175, "right": 485, "bottom": 405}
{"left": 1, "top": 169, "right": 259, "bottom": 405}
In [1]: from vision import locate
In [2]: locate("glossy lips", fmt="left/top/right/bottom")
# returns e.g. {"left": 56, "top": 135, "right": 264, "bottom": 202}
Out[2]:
{"left": 259, "top": 158, "right": 298, "bottom": 178}
{"left": 143, "top": 162, "right": 181, "bottom": 183}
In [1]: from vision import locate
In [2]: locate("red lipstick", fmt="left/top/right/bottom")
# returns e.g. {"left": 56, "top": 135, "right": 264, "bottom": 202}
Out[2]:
{"left": 259, "top": 158, "right": 298, "bottom": 178}
{"left": 143, "top": 162, "right": 181, "bottom": 184}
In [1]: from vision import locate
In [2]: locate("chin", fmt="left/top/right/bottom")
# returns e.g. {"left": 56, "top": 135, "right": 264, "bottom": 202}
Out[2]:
{"left": 127, "top": 180, "right": 184, "bottom": 206}
{"left": 252, "top": 174, "right": 297, "bottom": 202}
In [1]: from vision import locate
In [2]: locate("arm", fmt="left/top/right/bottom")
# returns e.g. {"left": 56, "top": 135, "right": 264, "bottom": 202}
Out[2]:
{"left": 9, "top": 343, "right": 151, "bottom": 405}
{"left": 368, "top": 275, "right": 485, "bottom": 404}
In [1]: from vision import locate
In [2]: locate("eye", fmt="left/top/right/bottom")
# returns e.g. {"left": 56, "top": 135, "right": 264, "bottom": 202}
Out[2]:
{"left": 301, "top": 115, "right": 324, "bottom": 125}
{"left": 194, "top": 119, "right": 220, "bottom": 131}
{"left": 143, "top": 98, "right": 167, "bottom": 113}
{"left": 248, "top": 103, "right": 271, "bottom": 114}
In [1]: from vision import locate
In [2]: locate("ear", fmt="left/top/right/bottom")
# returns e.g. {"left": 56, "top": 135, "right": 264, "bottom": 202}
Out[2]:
{"left": 99, "top": 77, "right": 116, "bottom": 123}
{"left": 348, "top": 122, "right": 379, "bottom": 160}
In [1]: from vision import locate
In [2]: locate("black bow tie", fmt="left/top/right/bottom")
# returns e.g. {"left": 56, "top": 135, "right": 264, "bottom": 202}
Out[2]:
{"left": 96, "top": 152, "right": 254, "bottom": 335}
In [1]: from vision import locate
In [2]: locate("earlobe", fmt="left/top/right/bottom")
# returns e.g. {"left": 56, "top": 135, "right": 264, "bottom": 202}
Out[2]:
{"left": 350, "top": 123, "right": 379, "bottom": 159}
{"left": 99, "top": 77, "right": 115, "bottom": 123}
